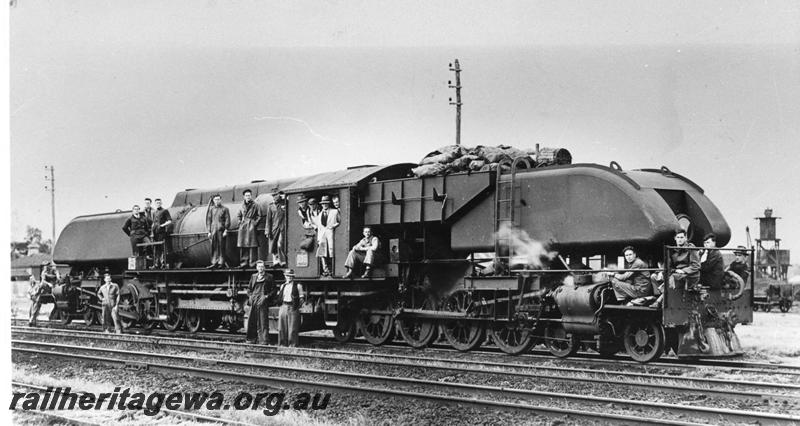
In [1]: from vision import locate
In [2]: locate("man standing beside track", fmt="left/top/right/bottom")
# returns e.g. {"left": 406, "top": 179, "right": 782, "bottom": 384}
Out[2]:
{"left": 246, "top": 260, "right": 275, "bottom": 345}
{"left": 29, "top": 261, "right": 59, "bottom": 327}
{"left": 277, "top": 269, "right": 304, "bottom": 347}
{"left": 206, "top": 194, "right": 231, "bottom": 269}
{"left": 98, "top": 273, "right": 121, "bottom": 334}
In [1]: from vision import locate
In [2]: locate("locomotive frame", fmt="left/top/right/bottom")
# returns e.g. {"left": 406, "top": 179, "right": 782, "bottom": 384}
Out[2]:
{"left": 51, "top": 155, "right": 754, "bottom": 362}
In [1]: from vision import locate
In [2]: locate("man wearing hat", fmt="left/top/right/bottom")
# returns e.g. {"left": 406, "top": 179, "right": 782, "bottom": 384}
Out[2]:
{"left": 727, "top": 246, "right": 750, "bottom": 284}
{"left": 247, "top": 260, "right": 275, "bottom": 344}
{"left": 307, "top": 197, "right": 321, "bottom": 217}
{"left": 296, "top": 194, "right": 313, "bottom": 228}
{"left": 266, "top": 188, "right": 287, "bottom": 267}
{"left": 312, "top": 195, "right": 340, "bottom": 276}
{"left": 699, "top": 233, "right": 724, "bottom": 289}
{"left": 237, "top": 189, "right": 261, "bottom": 268}
{"left": 276, "top": 269, "right": 305, "bottom": 347}
{"left": 97, "top": 273, "right": 121, "bottom": 334}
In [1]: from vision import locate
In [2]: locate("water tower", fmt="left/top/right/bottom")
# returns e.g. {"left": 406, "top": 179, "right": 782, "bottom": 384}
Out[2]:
{"left": 755, "top": 208, "right": 790, "bottom": 280}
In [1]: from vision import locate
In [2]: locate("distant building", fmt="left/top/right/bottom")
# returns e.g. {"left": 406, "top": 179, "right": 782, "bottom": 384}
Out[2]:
{"left": 10, "top": 253, "right": 52, "bottom": 281}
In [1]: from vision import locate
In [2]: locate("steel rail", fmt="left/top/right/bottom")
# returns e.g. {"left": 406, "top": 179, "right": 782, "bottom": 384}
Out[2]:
{"left": 12, "top": 382, "right": 252, "bottom": 426}
{"left": 14, "top": 318, "right": 800, "bottom": 375}
{"left": 10, "top": 345, "right": 708, "bottom": 426}
{"left": 12, "top": 341, "right": 800, "bottom": 425}
{"left": 13, "top": 320, "right": 800, "bottom": 378}
{"left": 11, "top": 409, "right": 102, "bottom": 426}
{"left": 12, "top": 327, "right": 800, "bottom": 398}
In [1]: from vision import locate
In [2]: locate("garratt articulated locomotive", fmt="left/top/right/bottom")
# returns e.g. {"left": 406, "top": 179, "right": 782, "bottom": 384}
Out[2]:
{"left": 51, "top": 146, "right": 754, "bottom": 362}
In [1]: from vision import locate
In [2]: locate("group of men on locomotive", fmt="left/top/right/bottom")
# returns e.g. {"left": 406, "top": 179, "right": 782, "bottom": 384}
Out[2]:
{"left": 121, "top": 198, "right": 173, "bottom": 268}
{"left": 608, "top": 229, "right": 750, "bottom": 306}
{"left": 121, "top": 188, "right": 377, "bottom": 279}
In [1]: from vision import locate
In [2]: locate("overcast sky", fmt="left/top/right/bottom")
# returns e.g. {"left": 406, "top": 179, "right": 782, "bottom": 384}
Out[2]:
{"left": 8, "top": 0, "right": 800, "bottom": 256}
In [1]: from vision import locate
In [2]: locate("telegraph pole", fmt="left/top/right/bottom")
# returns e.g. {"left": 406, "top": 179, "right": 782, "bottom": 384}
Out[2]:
{"left": 44, "top": 165, "right": 55, "bottom": 243}
{"left": 448, "top": 59, "right": 462, "bottom": 145}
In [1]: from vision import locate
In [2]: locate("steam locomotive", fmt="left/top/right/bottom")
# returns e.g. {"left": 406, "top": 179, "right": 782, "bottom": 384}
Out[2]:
{"left": 51, "top": 147, "right": 753, "bottom": 362}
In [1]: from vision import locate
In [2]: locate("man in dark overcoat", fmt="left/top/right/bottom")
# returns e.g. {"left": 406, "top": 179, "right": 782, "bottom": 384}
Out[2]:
{"left": 122, "top": 204, "right": 152, "bottom": 256}
{"left": 246, "top": 260, "right": 274, "bottom": 344}
{"left": 699, "top": 233, "right": 724, "bottom": 289}
{"left": 266, "top": 188, "right": 287, "bottom": 267}
{"left": 669, "top": 229, "right": 700, "bottom": 290}
{"left": 143, "top": 198, "right": 155, "bottom": 235}
{"left": 237, "top": 189, "right": 261, "bottom": 267}
{"left": 152, "top": 198, "right": 173, "bottom": 268}
{"left": 206, "top": 194, "right": 231, "bottom": 268}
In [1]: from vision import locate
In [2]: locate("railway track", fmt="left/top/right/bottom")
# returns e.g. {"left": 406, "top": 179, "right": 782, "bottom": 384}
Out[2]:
{"left": 12, "top": 333, "right": 800, "bottom": 425}
{"left": 12, "top": 326, "right": 800, "bottom": 401}
{"left": 11, "top": 382, "right": 253, "bottom": 425}
{"left": 14, "top": 317, "right": 800, "bottom": 376}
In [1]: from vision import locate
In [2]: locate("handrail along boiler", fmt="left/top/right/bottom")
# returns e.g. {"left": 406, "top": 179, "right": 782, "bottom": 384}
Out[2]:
{"left": 51, "top": 149, "right": 753, "bottom": 362}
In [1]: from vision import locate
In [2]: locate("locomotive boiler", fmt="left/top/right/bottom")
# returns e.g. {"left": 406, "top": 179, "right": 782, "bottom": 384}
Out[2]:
{"left": 51, "top": 146, "right": 753, "bottom": 362}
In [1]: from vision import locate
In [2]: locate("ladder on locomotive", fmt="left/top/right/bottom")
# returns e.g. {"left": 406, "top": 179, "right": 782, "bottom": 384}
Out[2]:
{"left": 493, "top": 157, "right": 533, "bottom": 272}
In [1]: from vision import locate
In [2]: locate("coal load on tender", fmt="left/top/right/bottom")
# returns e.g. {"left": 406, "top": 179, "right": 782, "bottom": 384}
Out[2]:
{"left": 411, "top": 144, "right": 572, "bottom": 177}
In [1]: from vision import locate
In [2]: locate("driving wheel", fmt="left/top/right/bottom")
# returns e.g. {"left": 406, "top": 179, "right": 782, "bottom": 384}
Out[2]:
{"left": 440, "top": 291, "right": 485, "bottom": 352}
{"left": 545, "top": 323, "right": 579, "bottom": 358}
{"left": 355, "top": 301, "right": 395, "bottom": 346}
{"left": 397, "top": 292, "right": 438, "bottom": 349}
{"left": 623, "top": 321, "right": 665, "bottom": 363}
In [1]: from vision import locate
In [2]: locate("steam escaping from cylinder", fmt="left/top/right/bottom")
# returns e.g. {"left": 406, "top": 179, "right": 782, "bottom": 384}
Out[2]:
{"left": 495, "top": 223, "right": 558, "bottom": 269}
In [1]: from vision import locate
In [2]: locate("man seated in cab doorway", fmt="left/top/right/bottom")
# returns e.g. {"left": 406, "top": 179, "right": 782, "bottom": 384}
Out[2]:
{"left": 609, "top": 246, "right": 652, "bottom": 302}
{"left": 344, "top": 226, "right": 380, "bottom": 279}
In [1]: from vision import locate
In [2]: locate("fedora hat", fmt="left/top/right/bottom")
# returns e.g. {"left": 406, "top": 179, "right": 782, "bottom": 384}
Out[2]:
{"left": 734, "top": 245, "right": 748, "bottom": 255}
{"left": 320, "top": 195, "right": 331, "bottom": 204}
{"left": 284, "top": 268, "right": 296, "bottom": 277}
{"left": 296, "top": 194, "right": 308, "bottom": 203}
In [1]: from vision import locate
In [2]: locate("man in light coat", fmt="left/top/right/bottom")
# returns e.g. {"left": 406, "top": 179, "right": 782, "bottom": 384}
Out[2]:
{"left": 313, "top": 195, "right": 339, "bottom": 276}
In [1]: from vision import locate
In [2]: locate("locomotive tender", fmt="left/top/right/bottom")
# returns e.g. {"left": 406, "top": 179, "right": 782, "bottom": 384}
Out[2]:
{"left": 52, "top": 148, "right": 753, "bottom": 362}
